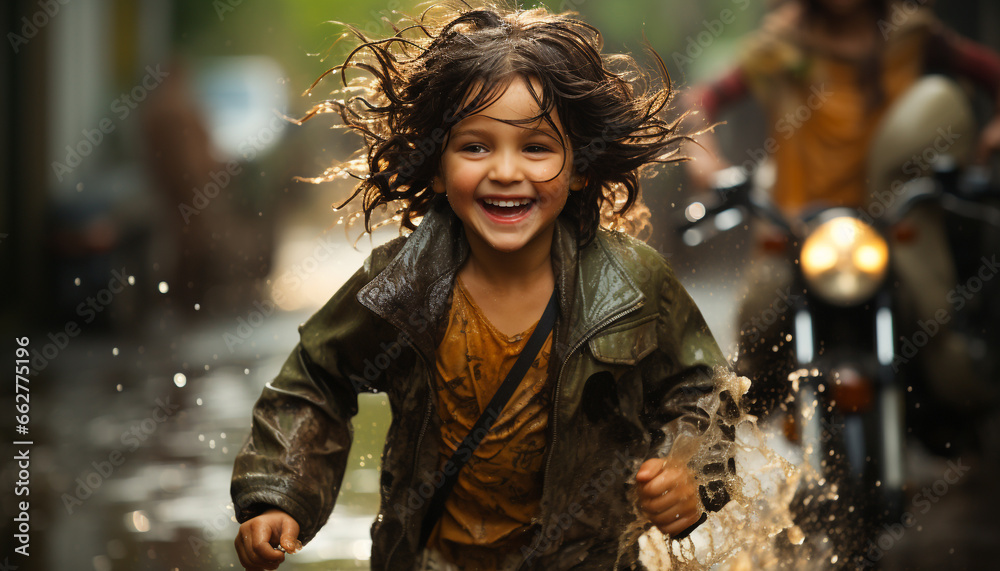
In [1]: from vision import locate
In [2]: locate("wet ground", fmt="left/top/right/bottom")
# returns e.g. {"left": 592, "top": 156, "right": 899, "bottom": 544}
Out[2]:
{"left": 3, "top": 231, "right": 999, "bottom": 570}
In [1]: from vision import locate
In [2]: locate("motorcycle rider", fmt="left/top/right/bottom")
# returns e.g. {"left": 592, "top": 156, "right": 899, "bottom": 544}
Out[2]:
{"left": 682, "top": 0, "right": 1000, "bottom": 416}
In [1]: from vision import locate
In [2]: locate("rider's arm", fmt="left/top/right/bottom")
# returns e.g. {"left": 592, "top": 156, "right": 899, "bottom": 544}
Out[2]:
{"left": 690, "top": 66, "right": 752, "bottom": 122}
{"left": 927, "top": 27, "right": 1000, "bottom": 97}
{"left": 926, "top": 27, "right": 1000, "bottom": 162}
{"left": 681, "top": 67, "right": 752, "bottom": 189}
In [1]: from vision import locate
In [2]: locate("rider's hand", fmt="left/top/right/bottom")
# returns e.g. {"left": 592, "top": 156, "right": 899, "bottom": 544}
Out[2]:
{"left": 635, "top": 457, "right": 704, "bottom": 537}
{"left": 976, "top": 115, "right": 1000, "bottom": 164}
{"left": 234, "top": 508, "right": 302, "bottom": 571}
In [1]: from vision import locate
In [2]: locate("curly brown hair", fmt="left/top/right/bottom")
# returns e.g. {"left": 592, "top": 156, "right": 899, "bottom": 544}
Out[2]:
{"left": 303, "top": 1, "right": 691, "bottom": 244}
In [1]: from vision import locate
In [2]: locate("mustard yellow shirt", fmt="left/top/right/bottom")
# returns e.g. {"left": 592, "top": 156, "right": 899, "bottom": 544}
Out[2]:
{"left": 427, "top": 279, "right": 552, "bottom": 569}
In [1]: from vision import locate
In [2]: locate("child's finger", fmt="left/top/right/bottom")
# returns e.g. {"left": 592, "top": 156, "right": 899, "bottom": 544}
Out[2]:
{"left": 235, "top": 533, "right": 253, "bottom": 569}
{"left": 635, "top": 457, "right": 665, "bottom": 482}
{"left": 641, "top": 479, "right": 699, "bottom": 515}
{"left": 640, "top": 485, "right": 686, "bottom": 514}
{"left": 647, "top": 499, "right": 698, "bottom": 526}
{"left": 235, "top": 525, "right": 257, "bottom": 568}
{"left": 250, "top": 520, "right": 286, "bottom": 566}
{"left": 235, "top": 523, "right": 279, "bottom": 570}
{"left": 278, "top": 516, "right": 302, "bottom": 554}
{"left": 651, "top": 507, "right": 703, "bottom": 537}
{"left": 637, "top": 465, "right": 684, "bottom": 499}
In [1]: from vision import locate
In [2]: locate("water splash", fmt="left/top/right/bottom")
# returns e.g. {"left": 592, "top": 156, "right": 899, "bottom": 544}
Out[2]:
{"left": 632, "top": 369, "right": 842, "bottom": 571}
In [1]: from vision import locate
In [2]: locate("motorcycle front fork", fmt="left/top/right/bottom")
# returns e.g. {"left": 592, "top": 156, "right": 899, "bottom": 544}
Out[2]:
{"left": 874, "top": 293, "right": 906, "bottom": 518}
{"left": 791, "top": 293, "right": 906, "bottom": 519}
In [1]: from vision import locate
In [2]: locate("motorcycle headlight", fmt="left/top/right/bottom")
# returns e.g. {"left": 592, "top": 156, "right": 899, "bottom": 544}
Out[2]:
{"left": 800, "top": 217, "right": 888, "bottom": 306}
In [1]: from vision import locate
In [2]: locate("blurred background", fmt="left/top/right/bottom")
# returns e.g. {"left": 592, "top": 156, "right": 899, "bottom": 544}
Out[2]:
{"left": 1, "top": 0, "right": 999, "bottom": 569}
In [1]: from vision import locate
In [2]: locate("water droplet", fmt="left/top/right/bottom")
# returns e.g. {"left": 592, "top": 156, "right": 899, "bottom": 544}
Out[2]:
{"left": 173, "top": 373, "right": 187, "bottom": 387}
{"left": 209, "top": 440, "right": 216, "bottom": 449}
{"left": 244, "top": 368, "right": 250, "bottom": 375}
{"left": 198, "top": 434, "right": 205, "bottom": 442}
{"left": 221, "top": 432, "right": 227, "bottom": 439}
{"left": 196, "top": 398, "right": 203, "bottom": 406}
{"left": 112, "top": 347, "right": 119, "bottom": 356}
{"left": 194, "top": 303, "right": 201, "bottom": 311}
{"left": 74, "top": 277, "right": 81, "bottom": 286}
{"left": 116, "top": 384, "right": 123, "bottom": 392}
{"left": 128, "top": 275, "right": 136, "bottom": 285}
{"left": 831, "top": 555, "right": 839, "bottom": 564}
{"left": 158, "top": 281, "right": 169, "bottom": 294}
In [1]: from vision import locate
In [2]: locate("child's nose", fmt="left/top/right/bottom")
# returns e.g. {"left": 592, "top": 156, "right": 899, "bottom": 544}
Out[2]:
{"left": 488, "top": 149, "right": 525, "bottom": 184}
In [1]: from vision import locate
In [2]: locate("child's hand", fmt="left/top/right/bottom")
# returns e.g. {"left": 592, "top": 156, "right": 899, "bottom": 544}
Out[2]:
{"left": 234, "top": 508, "right": 302, "bottom": 571}
{"left": 635, "top": 458, "right": 703, "bottom": 537}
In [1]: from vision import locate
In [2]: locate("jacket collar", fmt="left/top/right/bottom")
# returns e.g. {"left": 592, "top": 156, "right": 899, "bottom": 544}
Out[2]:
{"left": 356, "top": 204, "right": 645, "bottom": 363}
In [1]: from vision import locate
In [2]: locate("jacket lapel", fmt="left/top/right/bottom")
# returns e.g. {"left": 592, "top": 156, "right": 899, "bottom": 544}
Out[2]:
{"left": 356, "top": 205, "right": 468, "bottom": 363}
{"left": 559, "top": 227, "right": 646, "bottom": 357}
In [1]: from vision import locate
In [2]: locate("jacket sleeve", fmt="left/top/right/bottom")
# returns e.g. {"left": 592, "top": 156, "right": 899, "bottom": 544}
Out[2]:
{"left": 646, "top": 264, "right": 740, "bottom": 533}
{"left": 925, "top": 21, "right": 1000, "bottom": 105}
{"left": 230, "top": 255, "right": 388, "bottom": 545}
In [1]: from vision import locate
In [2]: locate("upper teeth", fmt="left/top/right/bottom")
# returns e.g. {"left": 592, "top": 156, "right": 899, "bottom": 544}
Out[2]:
{"left": 483, "top": 198, "right": 532, "bottom": 207}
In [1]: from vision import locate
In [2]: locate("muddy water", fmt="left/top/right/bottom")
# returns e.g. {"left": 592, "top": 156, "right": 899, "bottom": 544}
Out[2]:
{"left": 631, "top": 369, "right": 845, "bottom": 571}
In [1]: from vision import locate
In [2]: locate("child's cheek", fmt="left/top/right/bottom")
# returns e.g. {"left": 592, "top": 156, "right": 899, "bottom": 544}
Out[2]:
{"left": 442, "top": 164, "right": 479, "bottom": 197}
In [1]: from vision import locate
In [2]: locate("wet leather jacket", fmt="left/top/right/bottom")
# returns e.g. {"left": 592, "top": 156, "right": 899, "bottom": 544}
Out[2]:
{"left": 232, "top": 203, "right": 736, "bottom": 570}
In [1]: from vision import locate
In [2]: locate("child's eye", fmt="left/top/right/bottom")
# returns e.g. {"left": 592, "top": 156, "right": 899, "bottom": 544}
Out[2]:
{"left": 461, "top": 143, "right": 488, "bottom": 154}
{"left": 524, "top": 144, "right": 551, "bottom": 154}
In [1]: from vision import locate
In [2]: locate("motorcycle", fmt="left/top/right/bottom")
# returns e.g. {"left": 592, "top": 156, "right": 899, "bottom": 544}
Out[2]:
{"left": 677, "top": 75, "right": 1000, "bottom": 535}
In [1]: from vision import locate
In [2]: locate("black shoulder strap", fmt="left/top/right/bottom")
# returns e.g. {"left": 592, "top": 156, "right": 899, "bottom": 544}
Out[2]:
{"left": 418, "top": 288, "right": 558, "bottom": 548}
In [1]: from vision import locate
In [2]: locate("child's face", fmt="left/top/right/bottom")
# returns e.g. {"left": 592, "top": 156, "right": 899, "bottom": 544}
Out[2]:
{"left": 435, "top": 77, "right": 575, "bottom": 255}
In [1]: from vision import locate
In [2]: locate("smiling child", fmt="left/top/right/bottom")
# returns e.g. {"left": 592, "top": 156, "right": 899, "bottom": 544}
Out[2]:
{"left": 231, "top": 4, "right": 739, "bottom": 570}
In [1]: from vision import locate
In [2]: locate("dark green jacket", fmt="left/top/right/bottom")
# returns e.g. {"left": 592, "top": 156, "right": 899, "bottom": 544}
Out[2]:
{"left": 231, "top": 203, "right": 736, "bottom": 570}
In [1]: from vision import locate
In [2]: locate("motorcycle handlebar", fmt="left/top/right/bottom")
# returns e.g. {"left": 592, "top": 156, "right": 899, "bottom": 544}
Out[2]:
{"left": 678, "top": 167, "right": 792, "bottom": 241}
{"left": 679, "top": 163, "right": 999, "bottom": 248}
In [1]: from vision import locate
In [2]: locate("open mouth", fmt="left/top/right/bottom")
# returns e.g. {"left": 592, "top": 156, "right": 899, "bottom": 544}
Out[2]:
{"left": 478, "top": 197, "right": 535, "bottom": 221}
